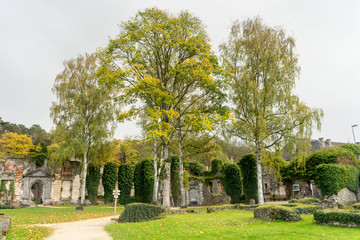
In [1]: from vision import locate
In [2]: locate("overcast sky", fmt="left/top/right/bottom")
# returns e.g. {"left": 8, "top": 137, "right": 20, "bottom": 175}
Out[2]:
{"left": 1, "top": 0, "right": 359, "bottom": 143}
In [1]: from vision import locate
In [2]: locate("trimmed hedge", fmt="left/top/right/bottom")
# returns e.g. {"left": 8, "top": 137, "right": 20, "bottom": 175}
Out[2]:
{"left": 118, "top": 163, "right": 133, "bottom": 205}
{"left": 283, "top": 203, "right": 322, "bottom": 214}
{"left": 223, "top": 164, "right": 242, "bottom": 203}
{"left": 315, "top": 164, "right": 359, "bottom": 196}
{"left": 170, "top": 156, "right": 181, "bottom": 206}
{"left": 118, "top": 203, "right": 165, "bottom": 222}
{"left": 238, "top": 154, "right": 258, "bottom": 204}
{"left": 288, "top": 198, "right": 321, "bottom": 205}
{"left": 254, "top": 204, "right": 301, "bottom": 222}
{"left": 102, "top": 162, "right": 118, "bottom": 203}
{"left": 314, "top": 209, "right": 360, "bottom": 227}
{"left": 134, "top": 159, "right": 154, "bottom": 203}
{"left": 86, "top": 166, "right": 101, "bottom": 204}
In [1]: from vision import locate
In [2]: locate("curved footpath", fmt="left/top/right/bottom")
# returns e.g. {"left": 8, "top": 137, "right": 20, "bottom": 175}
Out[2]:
{"left": 36, "top": 216, "right": 116, "bottom": 240}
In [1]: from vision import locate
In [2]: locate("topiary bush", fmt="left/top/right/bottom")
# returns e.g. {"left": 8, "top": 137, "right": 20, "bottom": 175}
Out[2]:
{"left": 254, "top": 204, "right": 301, "bottom": 222}
{"left": 134, "top": 159, "right": 154, "bottom": 203}
{"left": 223, "top": 164, "right": 242, "bottom": 203}
{"left": 118, "top": 163, "right": 133, "bottom": 205}
{"left": 102, "top": 162, "right": 118, "bottom": 203}
{"left": 86, "top": 165, "right": 101, "bottom": 204}
{"left": 314, "top": 209, "right": 360, "bottom": 227}
{"left": 238, "top": 154, "right": 258, "bottom": 204}
{"left": 170, "top": 156, "right": 181, "bottom": 206}
{"left": 315, "top": 164, "right": 359, "bottom": 196}
{"left": 118, "top": 203, "right": 165, "bottom": 222}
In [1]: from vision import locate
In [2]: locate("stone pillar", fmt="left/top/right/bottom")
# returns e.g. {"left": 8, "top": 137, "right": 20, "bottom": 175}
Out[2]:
{"left": 14, "top": 161, "right": 24, "bottom": 206}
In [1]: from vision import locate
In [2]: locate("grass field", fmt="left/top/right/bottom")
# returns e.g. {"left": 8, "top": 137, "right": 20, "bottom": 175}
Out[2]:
{"left": 106, "top": 208, "right": 360, "bottom": 240}
{"left": 2, "top": 205, "right": 122, "bottom": 240}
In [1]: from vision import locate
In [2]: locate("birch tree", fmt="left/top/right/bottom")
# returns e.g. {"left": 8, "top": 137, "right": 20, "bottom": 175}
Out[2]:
{"left": 99, "top": 8, "right": 223, "bottom": 208}
{"left": 50, "top": 53, "right": 119, "bottom": 205}
{"left": 220, "top": 17, "right": 323, "bottom": 204}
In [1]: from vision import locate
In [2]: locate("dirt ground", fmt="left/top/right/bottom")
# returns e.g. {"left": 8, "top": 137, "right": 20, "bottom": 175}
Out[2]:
{"left": 37, "top": 216, "right": 117, "bottom": 240}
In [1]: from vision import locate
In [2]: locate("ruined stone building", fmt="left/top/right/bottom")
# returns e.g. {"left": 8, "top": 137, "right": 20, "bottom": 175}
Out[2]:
{"left": 0, "top": 158, "right": 99, "bottom": 206}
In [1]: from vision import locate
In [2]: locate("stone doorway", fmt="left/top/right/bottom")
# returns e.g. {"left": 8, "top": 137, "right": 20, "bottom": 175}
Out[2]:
{"left": 31, "top": 181, "right": 44, "bottom": 204}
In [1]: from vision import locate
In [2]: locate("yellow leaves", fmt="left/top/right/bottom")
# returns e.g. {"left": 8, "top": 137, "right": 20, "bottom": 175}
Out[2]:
{"left": 0, "top": 132, "right": 35, "bottom": 159}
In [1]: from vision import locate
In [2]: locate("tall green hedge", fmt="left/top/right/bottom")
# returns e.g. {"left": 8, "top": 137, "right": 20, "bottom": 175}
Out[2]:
{"left": 86, "top": 165, "right": 101, "bottom": 204}
{"left": 102, "top": 162, "right": 118, "bottom": 203}
{"left": 134, "top": 159, "right": 154, "bottom": 203}
{"left": 223, "top": 164, "right": 242, "bottom": 203}
{"left": 170, "top": 156, "right": 181, "bottom": 206}
{"left": 315, "top": 164, "right": 359, "bottom": 196}
{"left": 238, "top": 154, "right": 258, "bottom": 203}
{"left": 118, "top": 163, "right": 133, "bottom": 205}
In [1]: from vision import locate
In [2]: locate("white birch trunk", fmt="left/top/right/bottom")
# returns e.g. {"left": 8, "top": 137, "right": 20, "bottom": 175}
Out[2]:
{"left": 80, "top": 151, "right": 88, "bottom": 205}
{"left": 178, "top": 133, "right": 187, "bottom": 208}
{"left": 256, "top": 140, "right": 265, "bottom": 204}
{"left": 152, "top": 141, "right": 158, "bottom": 204}
{"left": 162, "top": 142, "right": 171, "bottom": 208}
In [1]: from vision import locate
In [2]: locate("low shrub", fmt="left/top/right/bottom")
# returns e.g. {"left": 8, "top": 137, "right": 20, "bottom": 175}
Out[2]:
{"left": 298, "top": 198, "right": 321, "bottom": 205}
{"left": 207, "top": 205, "right": 235, "bottom": 213}
{"left": 0, "top": 205, "right": 14, "bottom": 209}
{"left": 314, "top": 209, "right": 360, "bottom": 227}
{"left": 292, "top": 204, "right": 322, "bottom": 214}
{"left": 351, "top": 203, "right": 360, "bottom": 209}
{"left": 165, "top": 209, "right": 197, "bottom": 215}
{"left": 254, "top": 204, "right": 301, "bottom": 222}
{"left": 118, "top": 203, "right": 165, "bottom": 222}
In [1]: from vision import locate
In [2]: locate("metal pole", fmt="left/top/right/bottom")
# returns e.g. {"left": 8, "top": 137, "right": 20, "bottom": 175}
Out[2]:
{"left": 352, "top": 124, "right": 358, "bottom": 144}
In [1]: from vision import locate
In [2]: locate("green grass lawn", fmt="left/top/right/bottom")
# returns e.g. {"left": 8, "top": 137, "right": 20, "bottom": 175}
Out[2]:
{"left": 106, "top": 209, "right": 360, "bottom": 240}
{"left": 3, "top": 205, "right": 122, "bottom": 240}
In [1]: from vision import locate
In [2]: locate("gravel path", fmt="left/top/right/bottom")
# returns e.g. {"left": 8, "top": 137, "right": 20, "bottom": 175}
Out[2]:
{"left": 36, "top": 216, "right": 117, "bottom": 240}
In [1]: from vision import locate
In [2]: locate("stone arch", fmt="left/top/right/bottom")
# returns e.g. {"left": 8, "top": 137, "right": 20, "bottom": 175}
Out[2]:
{"left": 21, "top": 170, "right": 51, "bottom": 206}
{"left": 30, "top": 180, "right": 45, "bottom": 204}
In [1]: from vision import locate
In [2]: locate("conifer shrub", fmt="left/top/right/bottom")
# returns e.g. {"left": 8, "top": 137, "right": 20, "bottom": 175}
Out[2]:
{"left": 86, "top": 165, "right": 101, "bottom": 204}
{"left": 102, "top": 162, "right": 118, "bottom": 203}
{"left": 170, "top": 156, "right": 181, "bottom": 206}
{"left": 118, "top": 163, "right": 133, "bottom": 205}
{"left": 134, "top": 159, "right": 154, "bottom": 203}
{"left": 315, "top": 164, "right": 359, "bottom": 196}
{"left": 238, "top": 154, "right": 258, "bottom": 203}
{"left": 223, "top": 164, "right": 242, "bottom": 203}
{"left": 118, "top": 203, "right": 165, "bottom": 222}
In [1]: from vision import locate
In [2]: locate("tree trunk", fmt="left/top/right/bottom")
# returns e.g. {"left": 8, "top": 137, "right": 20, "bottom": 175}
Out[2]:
{"left": 178, "top": 133, "right": 187, "bottom": 208}
{"left": 152, "top": 141, "right": 158, "bottom": 204}
{"left": 162, "top": 142, "right": 171, "bottom": 208}
{"left": 80, "top": 151, "right": 89, "bottom": 205}
{"left": 255, "top": 140, "right": 265, "bottom": 204}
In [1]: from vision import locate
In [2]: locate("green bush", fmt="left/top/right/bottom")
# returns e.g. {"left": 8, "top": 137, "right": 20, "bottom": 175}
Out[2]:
{"left": 102, "top": 162, "right": 118, "bottom": 203}
{"left": 280, "top": 158, "right": 305, "bottom": 184}
{"left": 134, "top": 159, "right": 154, "bottom": 203}
{"left": 118, "top": 163, "right": 133, "bottom": 205}
{"left": 305, "top": 148, "right": 357, "bottom": 181}
{"left": 86, "top": 166, "right": 101, "bottom": 204}
{"left": 118, "top": 203, "right": 165, "bottom": 222}
{"left": 185, "top": 161, "right": 204, "bottom": 176}
{"left": 170, "top": 156, "right": 181, "bottom": 206}
{"left": 254, "top": 204, "right": 301, "bottom": 222}
{"left": 223, "top": 164, "right": 242, "bottom": 203}
{"left": 351, "top": 203, "right": 360, "bottom": 209}
{"left": 314, "top": 209, "right": 360, "bottom": 227}
{"left": 287, "top": 204, "right": 322, "bottom": 214}
{"left": 238, "top": 154, "right": 258, "bottom": 203}
{"left": 315, "top": 164, "right": 359, "bottom": 196}
{"left": 211, "top": 159, "right": 223, "bottom": 174}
